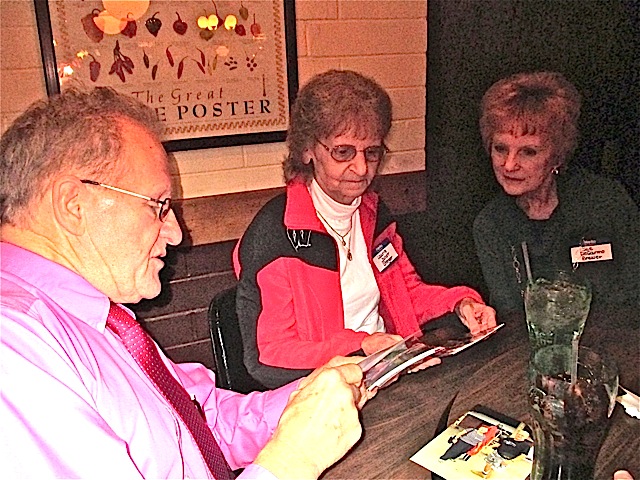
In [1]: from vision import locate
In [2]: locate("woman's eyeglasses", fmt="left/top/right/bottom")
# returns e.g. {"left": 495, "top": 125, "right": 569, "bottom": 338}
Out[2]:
{"left": 80, "top": 179, "right": 172, "bottom": 222}
{"left": 316, "top": 138, "right": 388, "bottom": 163}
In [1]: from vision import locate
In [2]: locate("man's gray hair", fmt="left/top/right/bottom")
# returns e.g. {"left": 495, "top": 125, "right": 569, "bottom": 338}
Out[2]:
{"left": 0, "top": 87, "right": 161, "bottom": 225}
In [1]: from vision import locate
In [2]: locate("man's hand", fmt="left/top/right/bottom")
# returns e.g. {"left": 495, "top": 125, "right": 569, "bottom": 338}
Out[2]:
{"left": 361, "top": 332, "right": 403, "bottom": 356}
{"left": 253, "top": 357, "right": 367, "bottom": 479}
{"left": 455, "top": 298, "right": 497, "bottom": 336}
{"left": 298, "top": 356, "right": 374, "bottom": 409}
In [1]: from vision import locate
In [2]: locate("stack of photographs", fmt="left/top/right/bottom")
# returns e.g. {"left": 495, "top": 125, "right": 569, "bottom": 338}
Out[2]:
{"left": 360, "top": 324, "right": 503, "bottom": 390}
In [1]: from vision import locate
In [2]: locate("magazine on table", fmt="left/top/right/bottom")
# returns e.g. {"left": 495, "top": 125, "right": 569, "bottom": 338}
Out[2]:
{"left": 360, "top": 324, "right": 503, "bottom": 391}
{"left": 410, "top": 405, "right": 533, "bottom": 480}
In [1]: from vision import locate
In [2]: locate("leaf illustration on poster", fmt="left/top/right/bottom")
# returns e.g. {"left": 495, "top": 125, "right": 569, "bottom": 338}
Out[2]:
{"left": 34, "top": 0, "right": 298, "bottom": 151}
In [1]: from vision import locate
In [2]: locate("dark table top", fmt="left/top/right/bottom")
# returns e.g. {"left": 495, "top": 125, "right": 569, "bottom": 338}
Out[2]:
{"left": 322, "top": 307, "right": 639, "bottom": 479}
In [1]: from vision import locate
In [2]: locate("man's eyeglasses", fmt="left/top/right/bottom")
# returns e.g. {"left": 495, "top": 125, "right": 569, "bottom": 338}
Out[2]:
{"left": 316, "top": 138, "right": 388, "bottom": 163}
{"left": 80, "top": 179, "right": 172, "bottom": 222}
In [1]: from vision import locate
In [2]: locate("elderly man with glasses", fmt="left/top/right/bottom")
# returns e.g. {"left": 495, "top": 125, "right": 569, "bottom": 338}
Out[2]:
{"left": 0, "top": 87, "right": 370, "bottom": 479}
{"left": 233, "top": 70, "right": 497, "bottom": 389}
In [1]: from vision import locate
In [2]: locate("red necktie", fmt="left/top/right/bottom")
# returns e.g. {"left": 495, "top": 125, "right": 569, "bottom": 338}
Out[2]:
{"left": 106, "top": 302, "right": 233, "bottom": 479}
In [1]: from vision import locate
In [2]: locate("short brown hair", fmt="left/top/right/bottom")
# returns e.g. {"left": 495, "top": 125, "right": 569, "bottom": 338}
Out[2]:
{"left": 284, "top": 69, "right": 392, "bottom": 182}
{"left": 479, "top": 71, "right": 581, "bottom": 165}
{"left": 0, "top": 87, "right": 161, "bottom": 225}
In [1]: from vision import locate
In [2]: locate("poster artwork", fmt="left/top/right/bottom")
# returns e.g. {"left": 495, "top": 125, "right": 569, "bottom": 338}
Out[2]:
{"left": 45, "top": 0, "right": 292, "bottom": 144}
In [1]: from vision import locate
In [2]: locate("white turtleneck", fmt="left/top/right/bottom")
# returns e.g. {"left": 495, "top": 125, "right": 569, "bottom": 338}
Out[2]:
{"left": 309, "top": 179, "right": 385, "bottom": 334}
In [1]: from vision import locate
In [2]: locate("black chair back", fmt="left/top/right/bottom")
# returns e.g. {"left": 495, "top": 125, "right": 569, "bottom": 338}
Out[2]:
{"left": 208, "top": 287, "right": 266, "bottom": 393}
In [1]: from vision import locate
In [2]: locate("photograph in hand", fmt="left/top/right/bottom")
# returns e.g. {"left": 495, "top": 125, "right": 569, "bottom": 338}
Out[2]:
{"left": 360, "top": 325, "right": 503, "bottom": 391}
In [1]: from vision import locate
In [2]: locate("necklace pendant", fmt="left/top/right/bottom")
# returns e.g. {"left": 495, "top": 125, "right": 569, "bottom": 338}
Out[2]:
{"left": 341, "top": 239, "right": 346, "bottom": 246}
{"left": 347, "top": 251, "right": 352, "bottom": 261}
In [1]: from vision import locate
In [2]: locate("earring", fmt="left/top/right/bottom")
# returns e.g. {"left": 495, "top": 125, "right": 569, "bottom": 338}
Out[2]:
{"left": 552, "top": 167, "right": 559, "bottom": 175}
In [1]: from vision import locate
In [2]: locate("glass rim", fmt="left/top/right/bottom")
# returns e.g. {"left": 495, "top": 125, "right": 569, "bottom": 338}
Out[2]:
{"left": 526, "top": 268, "right": 592, "bottom": 287}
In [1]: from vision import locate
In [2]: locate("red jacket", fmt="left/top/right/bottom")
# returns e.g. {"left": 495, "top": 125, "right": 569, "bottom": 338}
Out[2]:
{"left": 234, "top": 179, "right": 483, "bottom": 388}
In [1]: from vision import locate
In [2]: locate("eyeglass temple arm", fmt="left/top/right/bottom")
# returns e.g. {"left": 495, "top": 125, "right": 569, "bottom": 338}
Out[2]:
{"left": 81, "top": 179, "right": 155, "bottom": 202}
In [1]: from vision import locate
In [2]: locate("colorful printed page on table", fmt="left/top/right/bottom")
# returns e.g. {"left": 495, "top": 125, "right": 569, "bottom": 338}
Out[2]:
{"left": 410, "top": 406, "right": 533, "bottom": 480}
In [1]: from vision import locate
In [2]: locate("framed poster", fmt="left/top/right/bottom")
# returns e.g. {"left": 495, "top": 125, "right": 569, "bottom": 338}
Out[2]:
{"left": 34, "top": 0, "right": 298, "bottom": 151}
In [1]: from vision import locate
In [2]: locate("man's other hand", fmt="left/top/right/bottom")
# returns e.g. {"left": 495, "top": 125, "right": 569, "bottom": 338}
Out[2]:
{"left": 254, "top": 357, "right": 366, "bottom": 479}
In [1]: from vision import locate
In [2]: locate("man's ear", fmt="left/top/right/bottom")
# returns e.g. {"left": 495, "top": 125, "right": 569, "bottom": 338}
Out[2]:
{"left": 51, "top": 176, "right": 87, "bottom": 236}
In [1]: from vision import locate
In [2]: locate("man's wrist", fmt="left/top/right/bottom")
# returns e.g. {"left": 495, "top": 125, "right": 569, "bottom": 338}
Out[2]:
{"left": 238, "top": 463, "right": 280, "bottom": 480}
{"left": 254, "top": 437, "right": 321, "bottom": 480}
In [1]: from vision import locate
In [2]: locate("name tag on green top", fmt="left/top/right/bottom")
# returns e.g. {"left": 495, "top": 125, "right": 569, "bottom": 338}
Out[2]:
{"left": 570, "top": 243, "right": 613, "bottom": 263}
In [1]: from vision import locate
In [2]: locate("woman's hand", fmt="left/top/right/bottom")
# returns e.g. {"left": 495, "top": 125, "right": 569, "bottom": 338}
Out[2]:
{"left": 407, "top": 356, "right": 442, "bottom": 373}
{"left": 375, "top": 355, "right": 442, "bottom": 389}
{"left": 361, "top": 332, "right": 403, "bottom": 356}
{"left": 455, "top": 298, "right": 497, "bottom": 335}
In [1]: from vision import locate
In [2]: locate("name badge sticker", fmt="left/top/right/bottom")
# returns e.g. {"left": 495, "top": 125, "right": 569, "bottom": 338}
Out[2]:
{"left": 373, "top": 239, "right": 399, "bottom": 272}
{"left": 570, "top": 243, "right": 613, "bottom": 263}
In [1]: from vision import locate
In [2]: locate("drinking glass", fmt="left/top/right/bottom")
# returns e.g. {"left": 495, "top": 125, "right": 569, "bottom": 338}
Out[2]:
{"left": 528, "top": 346, "right": 618, "bottom": 480}
{"left": 524, "top": 270, "right": 592, "bottom": 355}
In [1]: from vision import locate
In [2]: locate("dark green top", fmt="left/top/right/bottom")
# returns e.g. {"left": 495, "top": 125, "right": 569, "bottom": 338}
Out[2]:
{"left": 473, "top": 170, "right": 639, "bottom": 314}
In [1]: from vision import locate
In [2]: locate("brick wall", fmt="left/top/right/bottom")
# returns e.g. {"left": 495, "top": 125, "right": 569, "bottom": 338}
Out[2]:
{"left": 131, "top": 241, "right": 238, "bottom": 370}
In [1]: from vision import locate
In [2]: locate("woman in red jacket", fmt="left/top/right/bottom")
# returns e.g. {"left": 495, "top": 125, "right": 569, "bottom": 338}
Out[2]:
{"left": 234, "top": 70, "right": 496, "bottom": 388}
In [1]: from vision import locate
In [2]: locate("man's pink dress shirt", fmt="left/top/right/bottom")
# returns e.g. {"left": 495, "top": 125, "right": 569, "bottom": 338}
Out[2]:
{"left": 0, "top": 242, "right": 296, "bottom": 479}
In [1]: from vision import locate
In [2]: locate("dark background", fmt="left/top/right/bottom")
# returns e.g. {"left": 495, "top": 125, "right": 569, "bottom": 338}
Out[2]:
{"left": 409, "top": 0, "right": 639, "bottom": 295}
